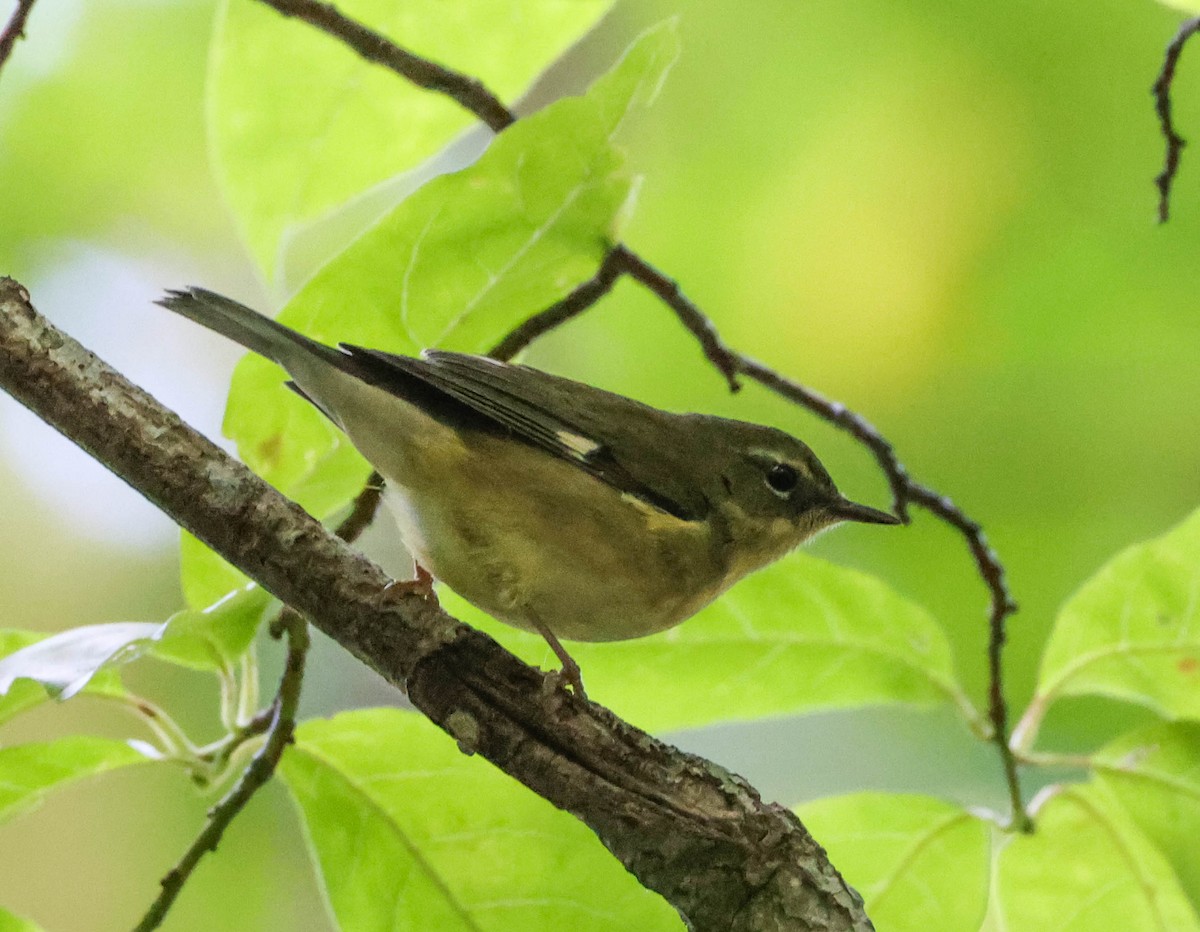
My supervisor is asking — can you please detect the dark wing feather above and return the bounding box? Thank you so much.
[338,347,709,521]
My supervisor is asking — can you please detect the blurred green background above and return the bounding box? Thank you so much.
[2,0,1198,928]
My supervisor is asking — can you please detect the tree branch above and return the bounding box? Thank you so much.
[0,0,38,76]
[133,611,310,932]
[1153,16,1200,222]
[255,0,514,132]
[0,277,873,929]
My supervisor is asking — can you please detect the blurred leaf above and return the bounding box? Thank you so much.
[441,551,976,733]
[0,592,268,704]
[180,531,251,609]
[0,905,45,932]
[0,630,118,725]
[984,785,1200,931]
[0,1,220,261]
[1035,507,1200,721]
[0,737,149,824]
[796,793,990,932]
[224,365,371,519]
[280,708,679,931]
[211,0,612,278]
[0,623,160,701]
[0,632,45,726]
[223,22,677,516]
[1095,721,1200,905]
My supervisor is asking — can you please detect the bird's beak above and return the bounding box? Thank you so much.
[828,497,902,525]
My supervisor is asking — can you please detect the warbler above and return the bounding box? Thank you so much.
[159,288,899,696]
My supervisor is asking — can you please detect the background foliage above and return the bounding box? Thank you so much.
[1,0,1199,929]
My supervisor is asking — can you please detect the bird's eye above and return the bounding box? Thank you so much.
[765,462,798,496]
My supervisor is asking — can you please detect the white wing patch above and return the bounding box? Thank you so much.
[555,429,602,460]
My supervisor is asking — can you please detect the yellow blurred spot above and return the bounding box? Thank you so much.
[736,49,1031,403]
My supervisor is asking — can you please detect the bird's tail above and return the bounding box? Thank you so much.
[156,287,344,369]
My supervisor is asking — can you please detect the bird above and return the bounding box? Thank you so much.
[158,287,900,697]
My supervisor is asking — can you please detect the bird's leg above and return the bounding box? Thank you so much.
[530,617,587,701]
[381,560,440,606]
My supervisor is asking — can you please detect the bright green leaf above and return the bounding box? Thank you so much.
[0,592,268,705]
[1095,721,1200,905]
[0,623,161,701]
[151,585,273,670]
[281,709,679,931]
[1035,507,1200,721]
[211,0,612,278]
[0,904,45,932]
[440,550,976,733]
[796,793,990,932]
[180,531,251,609]
[0,737,149,824]
[223,23,678,515]
[986,785,1200,931]
[0,631,45,725]
[0,630,127,725]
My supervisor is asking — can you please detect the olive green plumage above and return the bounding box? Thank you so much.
[158,287,897,684]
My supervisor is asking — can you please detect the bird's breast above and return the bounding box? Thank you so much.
[380,439,726,643]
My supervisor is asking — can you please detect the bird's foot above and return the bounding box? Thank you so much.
[532,620,588,702]
[542,662,588,703]
[380,563,439,607]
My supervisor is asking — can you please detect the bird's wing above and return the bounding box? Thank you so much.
[339,347,709,521]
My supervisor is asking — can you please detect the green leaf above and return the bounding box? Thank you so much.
[151,585,273,670]
[281,709,679,931]
[985,784,1200,931]
[1035,507,1200,721]
[224,366,372,518]
[223,22,678,514]
[180,531,251,609]
[1095,722,1200,906]
[0,593,269,706]
[0,630,119,725]
[442,550,975,733]
[0,623,161,701]
[211,0,613,279]
[0,905,45,932]
[0,737,149,824]
[796,793,990,932]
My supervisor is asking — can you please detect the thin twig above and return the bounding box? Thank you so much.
[0,0,37,76]
[133,610,310,932]
[487,250,1025,824]
[614,246,743,391]
[333,469,385,542]
[248,0,1027,828]
[255,0,514,132]
[630,290,1027,829]
[1153,16,1200,222]
[488,249,626,360]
